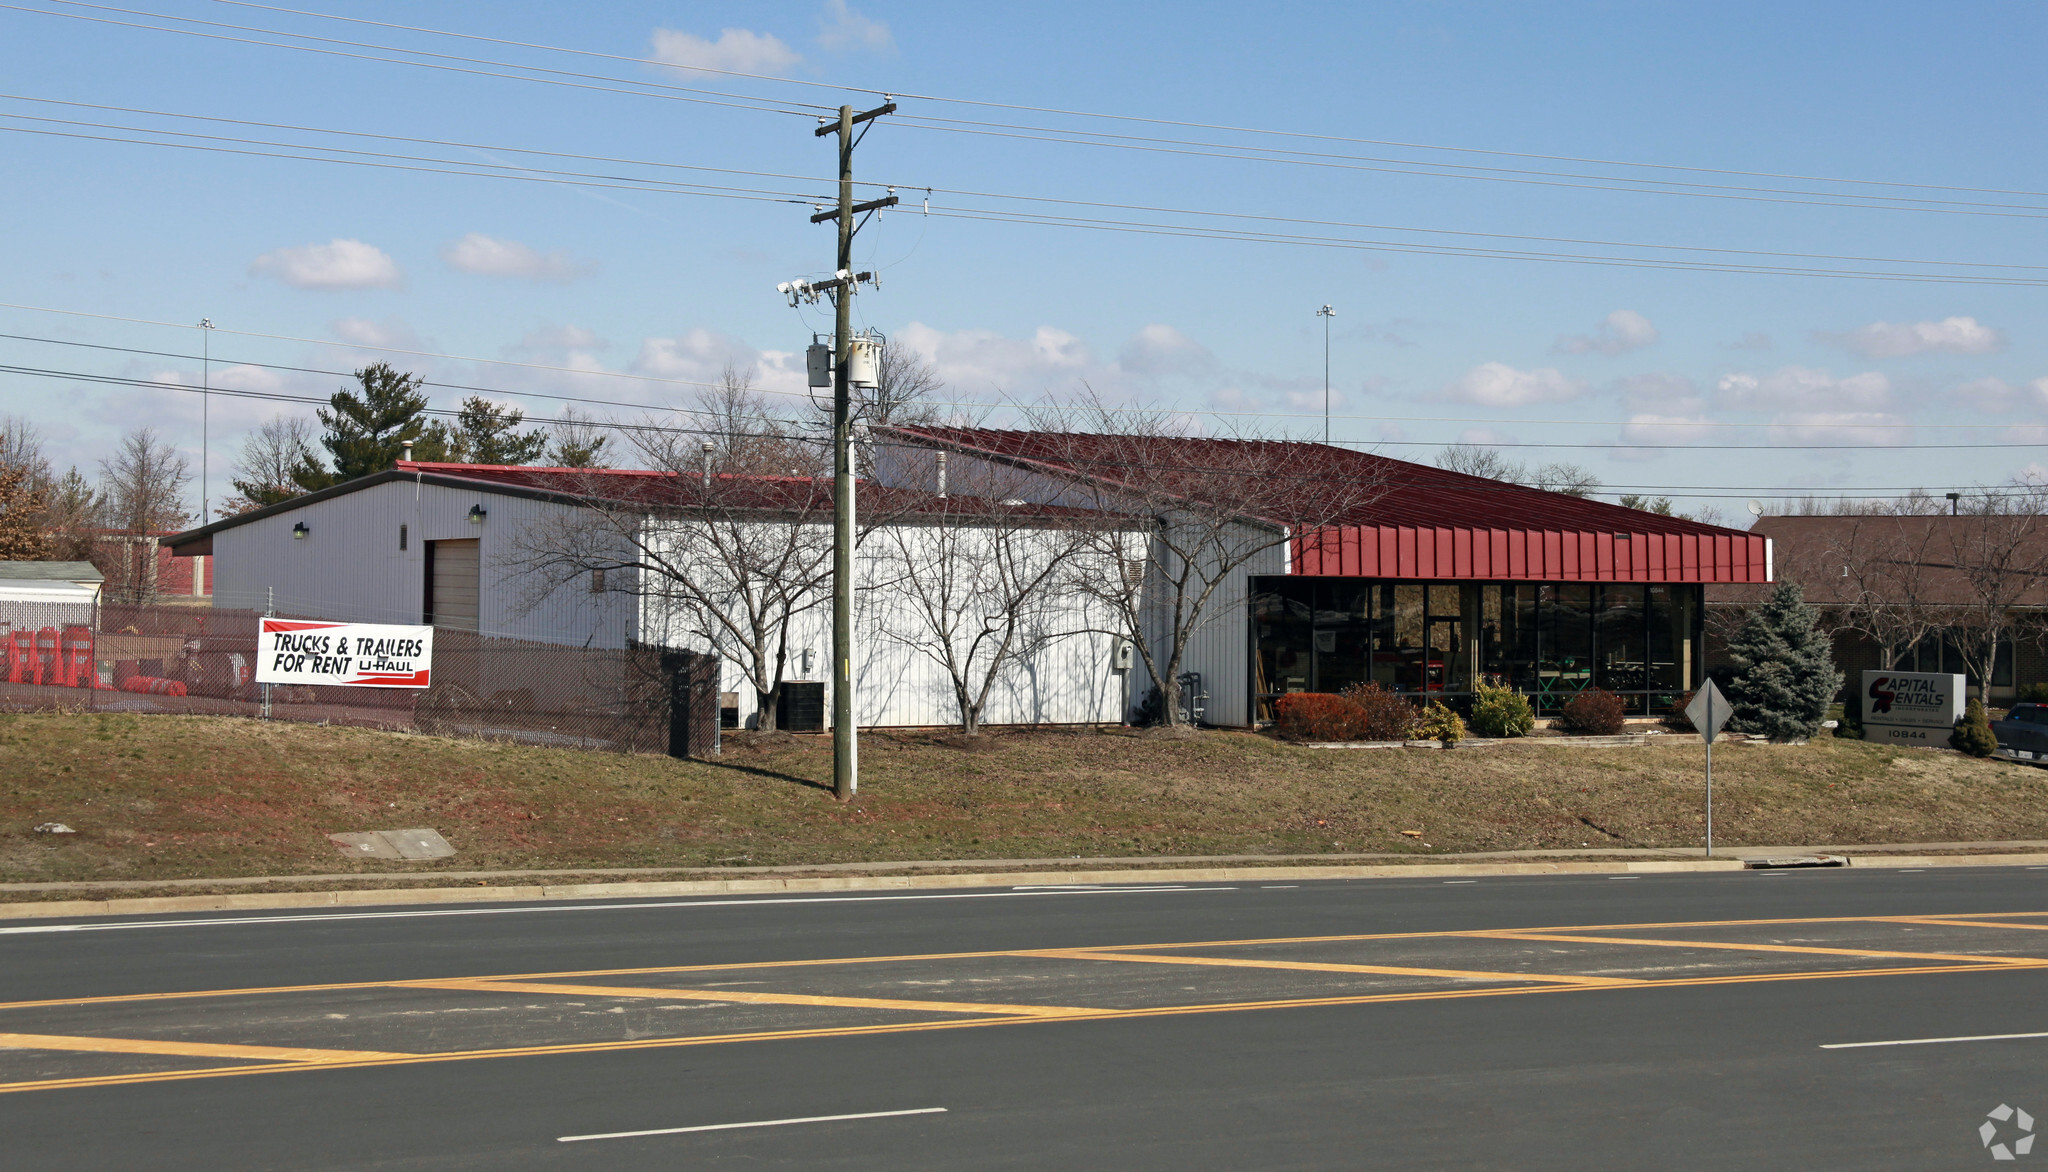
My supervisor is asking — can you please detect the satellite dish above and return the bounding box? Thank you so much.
[1746,499,1765,517]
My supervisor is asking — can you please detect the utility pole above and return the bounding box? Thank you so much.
[808,101,896,801]
[199,318,214,520]
[1316,305,1335,444]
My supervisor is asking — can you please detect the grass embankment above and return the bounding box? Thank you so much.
[3,713,2047,890]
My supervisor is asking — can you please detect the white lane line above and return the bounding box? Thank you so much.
[0,886,1234,936]
[1898,869,1926,873]
[559,1106,947,1142]
[1261,885,1299,889]
[1823,1031,2048,1050]
[1607,876,1641,881]
[1443,880,1478,885]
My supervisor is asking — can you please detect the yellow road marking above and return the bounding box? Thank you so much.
[1024,949,1640,986]
[1875,917,2048,932]
[401,979,1096,1017]
[4,958,2045,1097]
[6,911,2046,1013]
[0,1032,408,1063]
[1461,930,2048,965]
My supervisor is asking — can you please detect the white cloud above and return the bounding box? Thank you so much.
[1722,331,1773,352]
[1825,315,2004,358]
[1456,427,1516,447]
[1620,413,1712,447]
[331,316,421,351]
[1770,412,1912,448]
[250,238,402,290]
[1716,365,1891,412]
[650,26,801,73]
[1441,362,1583,407]
[894,322,1097,393]
[817,0,893,52]
[1554,309,1659,355]
[1615,372,1701,413]
[440,233,594,284]
[1118,323,1213,377]
[1948,377,2025,412]
[513,324,607,352]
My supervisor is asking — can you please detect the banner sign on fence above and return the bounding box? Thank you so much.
[1861,669,1965,745]
[256,618,434,689]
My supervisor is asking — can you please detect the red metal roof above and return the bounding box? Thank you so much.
[393,462,1116,521]
[883,427,1770,584]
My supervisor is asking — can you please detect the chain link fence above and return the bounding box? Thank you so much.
[0,598,720,757]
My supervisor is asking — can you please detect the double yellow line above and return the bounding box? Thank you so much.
[2,910,2042,1096]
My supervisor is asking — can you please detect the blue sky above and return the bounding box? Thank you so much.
[3,0,2046,520]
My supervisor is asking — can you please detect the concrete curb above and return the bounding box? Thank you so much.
[7,851,2048,921]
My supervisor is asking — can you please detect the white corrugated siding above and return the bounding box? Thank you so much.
[209,479,635,647]
[638,518,1145,729]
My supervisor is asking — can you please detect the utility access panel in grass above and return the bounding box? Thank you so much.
[777,682,825,732]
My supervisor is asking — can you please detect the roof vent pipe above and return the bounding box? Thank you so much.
[936,451,947,499]
[401,439,413,463]
[700,441,714,489]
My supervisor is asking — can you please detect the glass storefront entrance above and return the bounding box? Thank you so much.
[1251,577,1701,719]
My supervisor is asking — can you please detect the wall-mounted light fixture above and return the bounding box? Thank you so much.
[468,504,487,524]
[292,521,309,540]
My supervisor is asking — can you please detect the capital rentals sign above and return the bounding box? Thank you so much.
[256,618,433,689]
[1862,669,1965,745]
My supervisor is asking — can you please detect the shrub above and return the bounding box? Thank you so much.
[1417,700,1466,745]
[1663,690,1696,732]
[1725,581,1842,742]
[2016,682,2048,705]
[1950,697,1998,758]
[1836,681,1863,740]
[1556,688,1627,736]
[1469,678,1535,738]
[1340,682,1421,741]
[1274,692,1365,741]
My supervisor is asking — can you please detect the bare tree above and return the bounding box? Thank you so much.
[1022,394,1382,727]
[1933,485,2048,702]
[689,364,819,479]
[222,416,319,515]
[872,461,1101,735]
[546,407,611,469]
[1436,444,1524,482]
[506,421,840,732]
[96,428,191,602]
[1437,444,1599,498]
[1817,515,1946,669]
[865,344,942,427]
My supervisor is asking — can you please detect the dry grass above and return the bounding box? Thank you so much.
[3,713,2047,886]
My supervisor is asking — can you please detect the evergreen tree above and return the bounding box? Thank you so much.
[448,396,547,465]
[1726,581,1843,741]
[1950,698,1998,757]
[299,363,433,489]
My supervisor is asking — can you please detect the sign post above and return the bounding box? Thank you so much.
[1685,679,1733,857]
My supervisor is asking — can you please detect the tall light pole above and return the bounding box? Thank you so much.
[1316,305,1335,443]
[199,318,214,521]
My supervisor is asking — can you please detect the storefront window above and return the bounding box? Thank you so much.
[1595,585,1646,712]
[1249,577,1707,719]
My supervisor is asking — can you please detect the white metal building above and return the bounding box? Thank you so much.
[166,462,1146,730]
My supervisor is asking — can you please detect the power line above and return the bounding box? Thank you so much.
[4,312,2036,435]
[10,92,2041,285]
[16,1,2045,223]
[203,0,2048,205]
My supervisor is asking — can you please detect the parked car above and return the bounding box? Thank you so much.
[1990,703,2048,764]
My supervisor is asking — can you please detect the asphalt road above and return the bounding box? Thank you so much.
[5,865,2048,1169]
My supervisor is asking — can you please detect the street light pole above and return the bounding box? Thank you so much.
[199,318,214,520]
[1316,305,1335,443]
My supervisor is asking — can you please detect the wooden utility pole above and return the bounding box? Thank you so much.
[811,101,896,800]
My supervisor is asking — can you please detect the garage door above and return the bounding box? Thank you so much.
[428,539,480,632]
